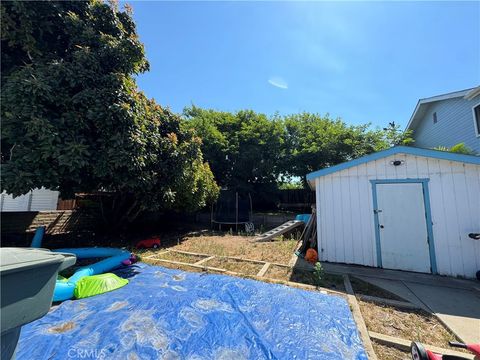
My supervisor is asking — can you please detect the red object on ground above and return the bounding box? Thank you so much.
[304,248,318,264]
[466,344,480,356]
[136,237,161,249]
[411,341,480,360]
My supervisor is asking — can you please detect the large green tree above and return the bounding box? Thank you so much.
[184,106,285,192]
[1,1,218,224]
[282,113,389,181]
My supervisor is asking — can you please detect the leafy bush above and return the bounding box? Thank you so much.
[434,142,476,155]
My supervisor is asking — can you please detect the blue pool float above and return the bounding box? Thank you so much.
[31,227,131,301]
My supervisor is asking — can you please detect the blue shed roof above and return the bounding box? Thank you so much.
[306,146,480,186]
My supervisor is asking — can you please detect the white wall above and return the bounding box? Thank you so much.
[315,153,480,278]
[0,188,59,212]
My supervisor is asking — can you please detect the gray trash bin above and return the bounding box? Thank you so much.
[0,248,76,360]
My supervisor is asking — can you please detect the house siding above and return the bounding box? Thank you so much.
[412,96,480,154]
[315,153,480,278]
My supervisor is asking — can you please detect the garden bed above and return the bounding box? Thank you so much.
[265,264,345,291]
[359,300,461,350]
[147,233,298,264]
[202,257,264,276]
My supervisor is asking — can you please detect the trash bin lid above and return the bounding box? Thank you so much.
[0,248,65,274]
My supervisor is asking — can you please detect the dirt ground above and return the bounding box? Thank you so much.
[359,300,460,350]
[373,342,410,360]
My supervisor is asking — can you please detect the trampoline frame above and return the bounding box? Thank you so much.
[211,191,253,232]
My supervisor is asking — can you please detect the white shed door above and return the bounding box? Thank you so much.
[376,183,431,273]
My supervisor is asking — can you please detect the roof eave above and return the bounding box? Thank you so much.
[406,100,423,130]
[406,88,475,131]
[306,146,480,182]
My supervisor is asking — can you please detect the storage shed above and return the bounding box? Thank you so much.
[306,146,480,278]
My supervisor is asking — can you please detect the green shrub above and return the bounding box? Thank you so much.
[434,142,476,155]
[313,261,324,286]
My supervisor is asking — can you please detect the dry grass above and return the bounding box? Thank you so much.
[373,341,410,360]
[265,264,345,291]
[203,257,263,276]
[359,300,459,349]
[350,277,405,301]
[149,251,205,263]
[144,233,298,264]
[265,264,293,280]
[147,259,220,274]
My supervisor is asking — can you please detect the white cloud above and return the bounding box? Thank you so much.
[268,76,288,89]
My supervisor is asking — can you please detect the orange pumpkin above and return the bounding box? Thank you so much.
[305,248,318,264]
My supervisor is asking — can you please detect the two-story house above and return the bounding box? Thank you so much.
[406,86,480,154]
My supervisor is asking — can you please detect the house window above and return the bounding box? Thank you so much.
[433,112,437,124]
[474,104,480,136]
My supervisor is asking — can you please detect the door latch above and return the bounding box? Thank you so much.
[373,209,383,214]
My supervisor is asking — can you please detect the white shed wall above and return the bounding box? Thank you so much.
[0,188,59,212]
[315,153,480,278]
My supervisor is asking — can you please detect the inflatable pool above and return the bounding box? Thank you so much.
[31,227,131,301]
[52,247,131,301]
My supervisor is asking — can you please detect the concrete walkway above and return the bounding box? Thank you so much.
[323,263,480,343]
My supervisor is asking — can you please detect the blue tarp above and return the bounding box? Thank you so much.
[16,263,367,359]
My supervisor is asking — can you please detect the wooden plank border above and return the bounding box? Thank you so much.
[166,249,211,257]
[343,274,378,360]
[142,250,170,259]
[148,258,226,272]
[256,262,271,277]
[165,249,292,268]
[145,257,344,296]
[194,255,216,266]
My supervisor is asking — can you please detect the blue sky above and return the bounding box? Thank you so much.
[130,1,479,128]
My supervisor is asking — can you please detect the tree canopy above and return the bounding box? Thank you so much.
[184,107,405,190]
[184,106,285,191]
[281,113,389,180]
[1,1,218,224]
